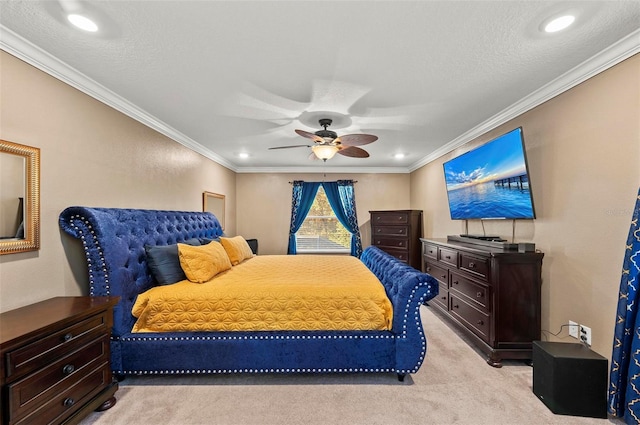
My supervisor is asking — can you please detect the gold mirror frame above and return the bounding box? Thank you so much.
[202,191,225,230]
[0,140,40,255]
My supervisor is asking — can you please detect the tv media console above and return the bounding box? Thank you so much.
[421,238,543,367]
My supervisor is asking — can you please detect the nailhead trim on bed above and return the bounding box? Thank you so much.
[116,367,395,375]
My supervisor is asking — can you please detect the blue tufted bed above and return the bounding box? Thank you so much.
[59,206,438,380]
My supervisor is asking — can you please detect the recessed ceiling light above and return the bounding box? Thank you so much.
[544,15,575,33]
[238,152,249,159]
[394,153,405,159]
[67,13,98,32]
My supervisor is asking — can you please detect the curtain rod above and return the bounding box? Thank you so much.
[288,180,358,184]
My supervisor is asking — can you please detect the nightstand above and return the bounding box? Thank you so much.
[0,296,119,425]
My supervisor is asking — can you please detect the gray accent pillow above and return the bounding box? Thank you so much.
[145,238,200,285]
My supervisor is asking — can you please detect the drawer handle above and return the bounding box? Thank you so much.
[453,304,459,309]
[468,262,476,268]
[453,280,459,285]
[376,217,380,220]
[62,333,73,342]
[441,296,447,300]
[63,364,75,375]
[376,229,381,233]
[426,266,431,272]
[477,320,484,326]
[445,255,451,259]
[441,274,446,280]
[477,291,484,298]
[63,398,75,407]
[398,242,403,246]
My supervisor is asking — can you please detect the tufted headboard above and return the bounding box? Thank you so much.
[59,207,224,336]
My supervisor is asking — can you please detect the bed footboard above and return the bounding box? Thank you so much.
[361,246,439,374]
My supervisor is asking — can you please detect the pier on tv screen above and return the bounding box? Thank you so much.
[443,127,536,220]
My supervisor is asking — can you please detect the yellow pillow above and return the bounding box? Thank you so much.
[178,241,232,283]
[220,236,254,266]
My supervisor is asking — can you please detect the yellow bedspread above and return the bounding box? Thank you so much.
[132,255,393,332]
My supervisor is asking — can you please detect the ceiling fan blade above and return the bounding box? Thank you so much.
[268,144,311,150]
[338,146,370,158]
[334,134,378,147]
[295,129,324,143]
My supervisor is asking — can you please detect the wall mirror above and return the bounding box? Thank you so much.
[203,191,225,230]
[0,140,40,255]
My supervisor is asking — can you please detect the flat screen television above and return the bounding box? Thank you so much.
[443,127,536,220]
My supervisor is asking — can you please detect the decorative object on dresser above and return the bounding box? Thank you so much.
[421,238,543,367]
[370,210,423,270]
[0,296,119,425]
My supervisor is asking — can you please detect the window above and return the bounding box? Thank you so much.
[296,186,351,254]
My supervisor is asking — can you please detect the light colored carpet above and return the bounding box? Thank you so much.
[80,306,620,425]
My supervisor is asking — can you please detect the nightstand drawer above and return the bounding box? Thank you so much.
[8,335,109,422]
[6,313,109,380]
[12,363,111,425]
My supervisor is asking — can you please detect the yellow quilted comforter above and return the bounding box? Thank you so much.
[132,255,393,332]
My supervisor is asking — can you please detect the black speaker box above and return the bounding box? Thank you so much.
[532,341,607,418]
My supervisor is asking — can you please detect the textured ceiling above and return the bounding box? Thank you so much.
[1,1,639,172]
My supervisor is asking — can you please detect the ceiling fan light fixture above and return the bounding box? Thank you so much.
[312,145,339,160]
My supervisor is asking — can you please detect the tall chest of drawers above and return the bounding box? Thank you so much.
[0,297,119,425]
[370,210,423,270]
[421,238,543,367]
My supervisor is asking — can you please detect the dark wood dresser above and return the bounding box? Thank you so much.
[421,238,543,367]
[0,297,119,425]
[370,210,423,270]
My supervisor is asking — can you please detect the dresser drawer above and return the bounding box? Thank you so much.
[6,313,109,380]
[450,272,490,312]
[459,253,490,280]
[372,236,409,249]
[450,295,490,343]
[372,226,408,237]
[425,262,448,284]
[431,282,449,311]
[12,363,111,425]
[8,335,109,422]
[438,247,458,268]
[423,243,437,259]
[371,212,409,225]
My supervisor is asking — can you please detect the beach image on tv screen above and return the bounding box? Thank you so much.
[443,128,535,219]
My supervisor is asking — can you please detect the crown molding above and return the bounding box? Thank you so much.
[0,25,239,172]
[235,166,410,174]
[408,28,640,172]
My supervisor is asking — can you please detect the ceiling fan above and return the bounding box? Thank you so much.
[268,119,378,161]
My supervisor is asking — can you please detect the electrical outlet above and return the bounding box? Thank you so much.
[569,320,579,338]
[579,324,592,346]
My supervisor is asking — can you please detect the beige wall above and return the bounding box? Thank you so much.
[0,52,236,312]
[410,54,640,357]
[236,173,411,255]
